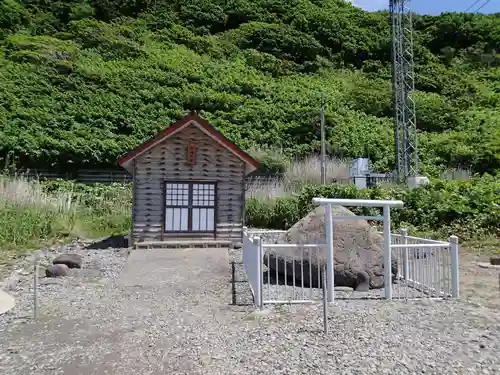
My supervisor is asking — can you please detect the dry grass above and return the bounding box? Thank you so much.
[246,156,350,200]
[245,177,292,200]
[285,155,350,184]
[0,175,131,262]
[0,175,77,213]
[244,150,474,201]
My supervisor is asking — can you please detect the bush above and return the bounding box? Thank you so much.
[2,2,500,176]
[244,175,500,240]
[246,145,290,174]
[0,175,78,254]
[40,180,132,236]
[0,176,132,258]
[245,197,301,229]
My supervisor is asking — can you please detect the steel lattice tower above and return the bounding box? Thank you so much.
[390,0,419,183]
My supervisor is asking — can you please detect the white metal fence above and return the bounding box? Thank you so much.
[388,229,459,299]
[242,232,262,307]
[261,243,326,304]
[242,198,460,307]
[243,230,323,305]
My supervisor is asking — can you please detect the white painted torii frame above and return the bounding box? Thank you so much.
[312,198,405,301]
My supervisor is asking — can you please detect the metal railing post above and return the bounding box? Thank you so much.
[322,265,328,335]
[450,235,460,298]
[253,237,263,309]
[324,204,335,302]
[383,205,392,300]
[401,228,409,281]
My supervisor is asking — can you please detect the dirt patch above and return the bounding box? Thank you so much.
[460,251,500,309]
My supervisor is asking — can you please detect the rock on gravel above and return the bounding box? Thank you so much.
[52,253,83,269]
[45,264,69,277]
[0,240,128,329]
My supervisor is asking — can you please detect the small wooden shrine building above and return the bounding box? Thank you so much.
[118,112,259,246]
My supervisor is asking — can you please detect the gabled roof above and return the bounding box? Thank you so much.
[118,112,259,175]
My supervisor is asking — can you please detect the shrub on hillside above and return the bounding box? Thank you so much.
[244,175,500,240]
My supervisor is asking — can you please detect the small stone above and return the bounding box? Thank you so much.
[37,266,47,278]
[53,254,83,269]
[334,286,354,292]
[46,264,69,277]
[251,309,272,316]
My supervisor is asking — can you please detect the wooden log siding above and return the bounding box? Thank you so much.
[132,124,246,243]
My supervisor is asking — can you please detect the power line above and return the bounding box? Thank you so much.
[465,0,483,12]
[473,0,492,13]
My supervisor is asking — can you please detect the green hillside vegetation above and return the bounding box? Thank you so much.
[0,0,499,176]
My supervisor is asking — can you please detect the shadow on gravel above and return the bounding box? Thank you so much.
[230,261,254,306]
[86,235,129,250]
[263,269,390,301]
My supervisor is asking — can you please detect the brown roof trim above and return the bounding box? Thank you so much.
[118,112,260,171]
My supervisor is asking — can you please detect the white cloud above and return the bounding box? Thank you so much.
[348,0,388,12]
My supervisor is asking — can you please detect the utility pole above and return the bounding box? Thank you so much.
[320,92,327,184]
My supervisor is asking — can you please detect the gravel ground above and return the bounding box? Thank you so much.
[0,236,499,375]
[231,247,500,374]
[0,241,128,327]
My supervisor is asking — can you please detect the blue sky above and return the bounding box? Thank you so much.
[349,0,499,15]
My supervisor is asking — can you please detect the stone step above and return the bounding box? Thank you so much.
[134,240,233,249]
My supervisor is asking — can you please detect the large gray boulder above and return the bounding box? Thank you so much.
[264,205,398,291]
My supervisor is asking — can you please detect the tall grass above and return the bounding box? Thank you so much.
[245,154,474,200]
[0,175,131,261]
[0,175,78,260]
[0,175,77,212]
[285,155,350,184]
[246,156,350,200]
